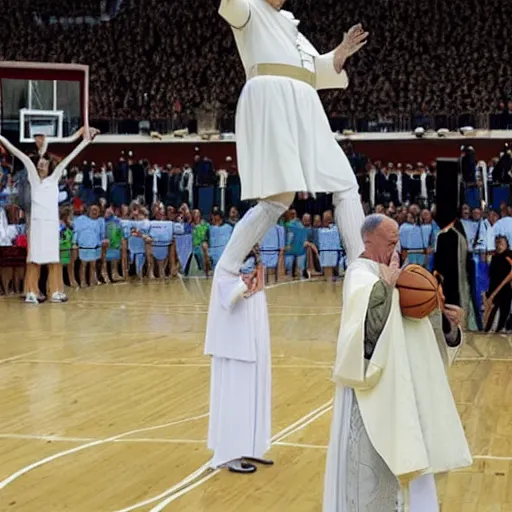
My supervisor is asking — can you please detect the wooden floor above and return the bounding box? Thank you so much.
[0,279,511,512]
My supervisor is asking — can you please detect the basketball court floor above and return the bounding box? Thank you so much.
[0,279,511,511]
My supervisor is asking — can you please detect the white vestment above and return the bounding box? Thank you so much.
[324,259,472,511]
[205,270,271,467]
[220,0,357,200]
[0,135,90,265]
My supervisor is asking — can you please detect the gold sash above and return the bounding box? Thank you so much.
[248,63,316,88]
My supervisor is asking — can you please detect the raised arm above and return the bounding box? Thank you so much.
[219,0,251,29]
[50,128,100,181]
[0,135,38,185]
[59,127,85,144]
[315,24,368,91]
[52,139,91,183]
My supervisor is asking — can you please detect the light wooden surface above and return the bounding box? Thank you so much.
[0,279,511,512]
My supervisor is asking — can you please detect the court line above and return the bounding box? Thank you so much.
[0,347,47,364]
[274,405,333,443]
[4,433,508,461]
[456,357,512,363]
[8,359,331,370]
[0,412,209,491]
[0,433,206,445]
[0,434,93,442]
[148,401,333,512]
[274,441,328,449]
[117,401,333,512]
[473,455,512,461]
[0,347,61,365]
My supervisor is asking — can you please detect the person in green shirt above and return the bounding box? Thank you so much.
[59,207,77,290]
[191,209,210,274]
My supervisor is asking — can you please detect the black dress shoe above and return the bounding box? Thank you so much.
[228,461,257,474]
[243,457,274,466]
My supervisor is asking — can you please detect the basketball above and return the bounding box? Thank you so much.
[396,264,441,319]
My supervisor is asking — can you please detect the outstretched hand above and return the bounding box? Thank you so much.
[85,127,101,141]
[334,23,369,73]
[243,264,264,298]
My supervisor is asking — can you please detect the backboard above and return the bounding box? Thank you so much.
[0,62,89,143]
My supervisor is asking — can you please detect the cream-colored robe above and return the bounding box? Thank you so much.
[333,258,472,482]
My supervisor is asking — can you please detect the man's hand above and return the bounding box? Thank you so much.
[243,265,264,298]
[334,23,369,73]
[380,264,401,287]
[86,127,101,141]
[443,304,464,328]
[389,251,400,272]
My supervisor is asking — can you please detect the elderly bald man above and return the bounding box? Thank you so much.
[323,214,471,512]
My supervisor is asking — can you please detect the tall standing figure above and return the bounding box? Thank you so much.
[0,128,99,304]
[205,0,368,473]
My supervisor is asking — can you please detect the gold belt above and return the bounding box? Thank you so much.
[248,63,316,88]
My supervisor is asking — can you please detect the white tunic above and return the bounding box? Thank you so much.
[0,136,91,264]
[206,269,271,467]
[220,0,358,200]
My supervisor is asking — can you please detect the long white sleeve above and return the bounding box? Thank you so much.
[314,51,349,90]
[219,0,251,29]
[59,127,84,144]
[0,135,38,186]
[51,139,91,183]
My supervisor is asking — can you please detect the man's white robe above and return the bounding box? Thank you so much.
[205,270,271,467]
[323,258,472,511]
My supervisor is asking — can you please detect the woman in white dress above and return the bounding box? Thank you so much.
[0,127,99,303]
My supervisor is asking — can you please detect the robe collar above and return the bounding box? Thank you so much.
[279,9,300,27]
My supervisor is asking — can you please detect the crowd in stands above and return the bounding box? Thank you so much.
[2,140,512,331]
[1,0,512,130]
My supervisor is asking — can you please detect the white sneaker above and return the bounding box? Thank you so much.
[25,292,39,304]
[50,292,68,303]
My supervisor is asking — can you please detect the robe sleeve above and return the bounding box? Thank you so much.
[364,280,394,359]
[314,51,349,91]
[219,0,251,29]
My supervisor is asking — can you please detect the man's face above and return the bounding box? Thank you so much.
[471,208,482,221]
[368,219,399,265]
[461,205,470,219]
[302,213,311,227]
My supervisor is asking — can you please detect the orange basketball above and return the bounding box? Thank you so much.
[396,264,441,319]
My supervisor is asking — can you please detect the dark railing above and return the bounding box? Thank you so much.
[3,112,508,140]
[87,112,510,136]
